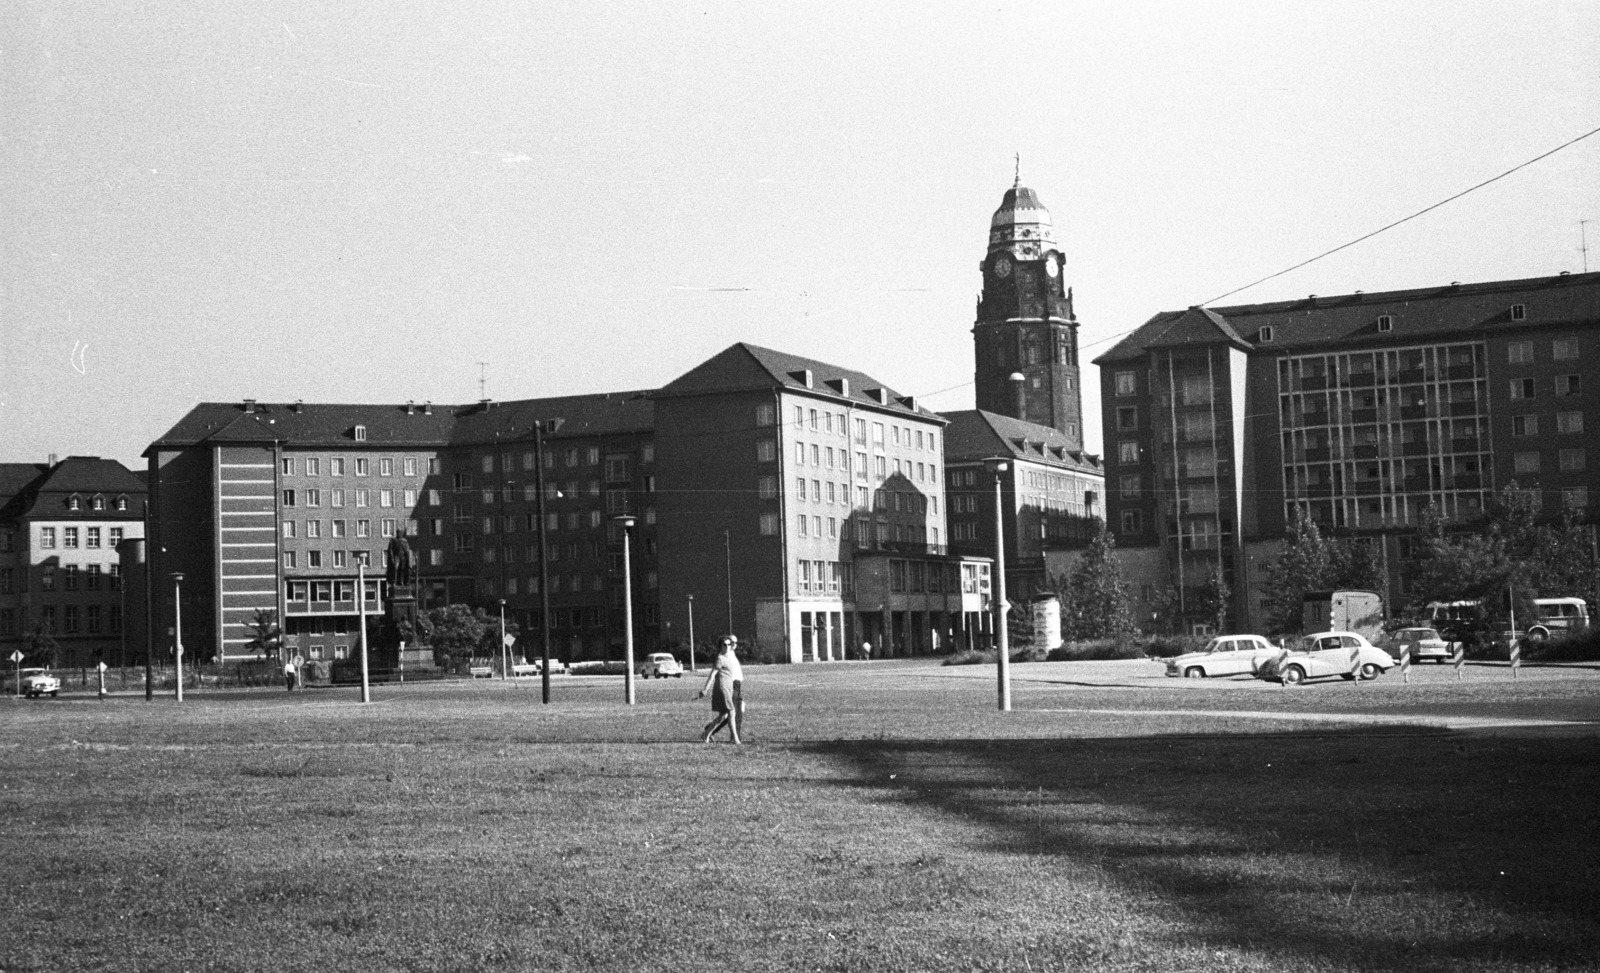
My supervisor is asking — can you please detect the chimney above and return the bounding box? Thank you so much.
[292,400,304,414]
[423,401,433,415]
[48,452,58,467]
[243,398,258,413]
[405,400,415,415]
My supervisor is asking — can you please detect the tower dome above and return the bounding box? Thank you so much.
[988,182,1058,259]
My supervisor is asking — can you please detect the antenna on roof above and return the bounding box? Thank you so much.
[1581,219,1591,274]
[477,362,488,402]
[1013,153,1021,189]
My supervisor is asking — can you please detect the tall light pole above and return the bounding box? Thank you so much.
[498,598,508,680]
[985,458,1012,712]
[724,529,733,634]
[533,418,562,704]
[358,561,371,704]
[686,593,696,672]
[616,515,637,705]
[170,572,185,703]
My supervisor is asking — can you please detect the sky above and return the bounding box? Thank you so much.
[4,1,1597,471]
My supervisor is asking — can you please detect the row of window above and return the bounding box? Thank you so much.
[0,604,122,636]
[9,563,124,593]
[1508,375,1582,399]
[755,405,941,456]
[796,559,852,595]
[63,494,132,512]
[283,550,373,570]
[1513,449,1588,474]
[283,519,407,541]
[282,488,418,509]
[35,526,127,550]
[1507,337,1581,363]
[282,456,429,478]
[1511,412,1585,436]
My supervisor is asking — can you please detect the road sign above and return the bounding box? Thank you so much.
[97,662,109,672]
[8,650,22,663]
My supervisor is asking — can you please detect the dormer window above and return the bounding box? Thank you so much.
[1257,326,1275,343]
[68,495,81,511]
[92,495,105,511]
[115,496,128,512]
[1377,315,1393,333]
[353,425,368,441]
[1510,304,1527,321]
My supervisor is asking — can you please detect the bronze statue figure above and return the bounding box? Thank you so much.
[385,535,416,588]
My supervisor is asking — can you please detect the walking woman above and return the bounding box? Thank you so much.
[696,635,744,744]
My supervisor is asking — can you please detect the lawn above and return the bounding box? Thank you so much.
[2,661,1597,972]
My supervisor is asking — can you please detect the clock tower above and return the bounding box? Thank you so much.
[972,177,1083,448]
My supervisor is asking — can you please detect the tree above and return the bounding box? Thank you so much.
[1055,523,1138,642]
[1193,563,1231,634]
[25,625,60,669]
[1528,498,1599,608]
[1262,505,1334,635]
[1402,488,1542,645]
[242,608,281,661]
[421,604,490,663]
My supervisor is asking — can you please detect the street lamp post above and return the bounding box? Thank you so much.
[616,515,637,705]
[686,594,696,672]
[985,459,1012,712]
[171,572,185,703]
[358,561,371,704]
[533,418,562,704]
[498,598,508,680]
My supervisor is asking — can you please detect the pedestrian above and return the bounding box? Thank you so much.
[283,656,296,691]
[696,635,744,744]
[860,640,872,661]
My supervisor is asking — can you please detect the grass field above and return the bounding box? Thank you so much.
[3,659,1598,972]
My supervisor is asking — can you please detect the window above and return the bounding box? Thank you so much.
[1119,474,1142,498]
[305,489,320,507]
[332,458,345,476]
[1553,338,1579,361]
[87,527,101,548]
[587,447,599,465]
[109,527,123,547]
[1512,415,1538,437]
[382,519,397,537]
[797,513,809,537]
[354,424,367,441]
[68,495,81,511]
[1257,326,1274,343]
[759,476,776,499]
[308,550,322,568]
[1377,315,1393,333]
[1559,449,1586,472]
[64,527,79,548]
[115,496,128,511]
[1508,341,1533,364]
[305,458,320,476]
[481,454,494,474]
[282,458,295,475]
[1115,371,1136,396]
[357,520,370,538]
[381,490,394,508]
[380,458,394,476]
[356,490,369,507]
[1510,303,1526,321]
[1557,411,1584,434]
[331,489,345,507]
[1510,378,1535,400]
[355,458,370,476]
[404,489,417,506]
[40,567,54,590]
[1120,510,1143,533]
[1513,452,1541,474]
[1562,487,1588,511]
[1116,407,1138,432]
[87,564,102,590]
[283,521,297,539]
[283,551,297,569]
[1117,441,1139,463]
[1557,375,1581,397]
[756,440,776,462]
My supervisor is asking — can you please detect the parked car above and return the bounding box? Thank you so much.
[1257,632,1397,686]
[513,658,568,676]
[1163,635,1280,679]
[639,653,684,679]
[1389,627,1452,664]
[10,668,62,698]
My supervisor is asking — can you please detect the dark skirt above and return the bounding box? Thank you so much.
[711,679,743,714]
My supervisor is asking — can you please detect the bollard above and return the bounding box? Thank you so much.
[1453,641,1465,680]
[1509,637,1521,680]
[1400,642,1411,684]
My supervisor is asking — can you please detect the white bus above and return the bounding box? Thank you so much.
[1528,597,1590,641]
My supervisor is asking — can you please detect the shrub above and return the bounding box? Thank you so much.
[1142,634,1210,659]
[942,649,998,667]
[1524,626,1600,662]
[1011,645,1049,663]
[1048,638,1147,661]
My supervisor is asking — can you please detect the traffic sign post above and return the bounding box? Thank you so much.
[9,649,23,698]
[97,661,108,700]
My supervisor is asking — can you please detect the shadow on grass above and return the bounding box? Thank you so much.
[804,730,1600,970]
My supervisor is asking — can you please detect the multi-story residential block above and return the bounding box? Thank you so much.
[942,410,1102,599]
[654,344,990,662]
[1096,271,1600,633]
[0,457,148,666]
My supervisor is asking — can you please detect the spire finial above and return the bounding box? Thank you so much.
[1013,153,1021,189]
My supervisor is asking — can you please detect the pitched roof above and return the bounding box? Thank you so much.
[940,410,1102,473]
[449,391,655,445]
[656,342,944,420]
[0,458,146,521]
[1095,271,1600,364]
[147,401,463,453]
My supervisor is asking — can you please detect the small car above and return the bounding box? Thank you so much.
[514,658,568,676]
[1389,627,1452,664]
[15,669,62,698]
[639,653,684,678]
[1163,635,1280,679]
[1258,631,1397,686]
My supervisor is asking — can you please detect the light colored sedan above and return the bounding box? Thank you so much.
[639,653,683,679]
[1164,635,1280,679]
[1390,627,1452,664]
[1260,631,1397,685]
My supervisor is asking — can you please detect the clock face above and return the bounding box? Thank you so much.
[1045,256,1060,278]
[993,255,1012,278]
